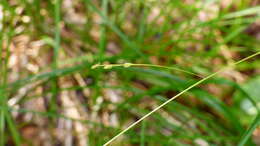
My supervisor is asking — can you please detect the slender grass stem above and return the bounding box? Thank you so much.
[98,0,108,60]
[140,121,146,146]
[92,63,203,78]
[0,2,6,145]
[54,0,61,68]
[0,110,4,146]
[50,0,61,115]
[102,51,260,146]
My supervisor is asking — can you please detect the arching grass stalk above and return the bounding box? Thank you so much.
[91,51,260,146]
[92,63,203,78]
[238,113,260,146]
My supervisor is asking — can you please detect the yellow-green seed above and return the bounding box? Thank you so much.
[123,63,132,68]
[104,65,113,69]
[91,63,101,69]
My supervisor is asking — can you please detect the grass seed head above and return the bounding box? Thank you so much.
[123,63,132,68]
[91,63,101,69]
[104,64,113,69]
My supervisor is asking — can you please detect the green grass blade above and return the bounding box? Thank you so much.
[0,109,5,146]
[49,0,61,115]
[5,112,21,146]
[238,113,260,146]
[140,121,146,146]
[193,89,243,133]
[223,6,260,19]
[98,0,108,60]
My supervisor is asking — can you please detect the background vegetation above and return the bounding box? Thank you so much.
[0,0,260,145]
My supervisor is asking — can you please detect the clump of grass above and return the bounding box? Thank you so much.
[1,0,260,145]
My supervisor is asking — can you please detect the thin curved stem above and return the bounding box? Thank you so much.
[92,63,203,78]
[103,51,260,146]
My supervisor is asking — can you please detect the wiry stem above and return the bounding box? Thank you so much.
[100,51,260,146]
[92,63,203,78]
